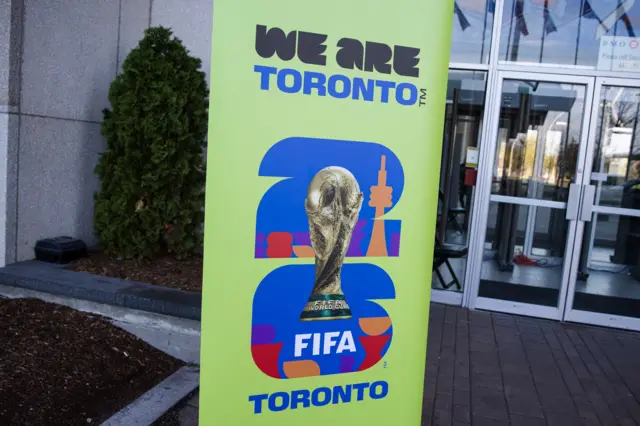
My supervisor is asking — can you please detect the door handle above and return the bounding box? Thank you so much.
[566,183,581,220]
[579,185,596,222]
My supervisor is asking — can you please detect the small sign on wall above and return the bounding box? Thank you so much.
[597,36,640,72]
[465,147,479,168]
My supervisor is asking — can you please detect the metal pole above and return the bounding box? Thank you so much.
[539,0,548,63]
[625,95,639,182]
[439,88,461,242]
[481,0,490,62]
[506,0,516,61]
[510,0,523,62]
[505,94,530,269]
[574,0,584,66]
[580,95,609,278]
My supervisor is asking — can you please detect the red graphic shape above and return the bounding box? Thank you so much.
[357,335,391,371]
[266,232,293,258]
[251,342,284,378]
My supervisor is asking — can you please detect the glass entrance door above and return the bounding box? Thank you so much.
[469,72,594,320]
[564,78,640,331]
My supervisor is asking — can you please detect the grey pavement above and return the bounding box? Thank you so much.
[102,366,199,426]
[423,304,640,426]
[179,303,640,425]
[178,395,198,426]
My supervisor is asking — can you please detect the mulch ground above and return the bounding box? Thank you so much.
[0,298,184,426]
[67,252,203,293]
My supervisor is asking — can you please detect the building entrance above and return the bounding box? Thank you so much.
[566,77,640,330]
[467,73,640,330]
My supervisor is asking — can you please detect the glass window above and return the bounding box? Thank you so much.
[490,80,587,202]
[433,70,488,293]
[499,0,640,68]
[479,203,567,307]
[573,212,640,319]
[591,85,640,208]
[450,0,496,63]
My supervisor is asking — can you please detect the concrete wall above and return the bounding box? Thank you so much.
[0,0,23,266]
[16,0,119,261]
[5,0,213,263]
[150,0,213,86]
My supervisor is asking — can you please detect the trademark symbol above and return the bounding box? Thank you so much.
[418,88,427,107]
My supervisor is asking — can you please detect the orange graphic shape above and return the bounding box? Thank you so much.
[283,360,321,378]
[292,245,315,258]
[359,317,392,336]
[366,220,388,257]
[368,187,393,213]
[367,155,391,257]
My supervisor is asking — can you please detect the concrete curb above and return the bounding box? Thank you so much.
[0,260,202,320]
[100,366,200,426]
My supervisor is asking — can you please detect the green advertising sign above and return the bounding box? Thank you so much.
[200,1,454,424]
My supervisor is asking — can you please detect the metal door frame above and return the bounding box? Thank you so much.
[563,77,640,331]
[462,70,596,320]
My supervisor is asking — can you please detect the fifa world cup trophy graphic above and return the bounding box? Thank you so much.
[300,166,363,321]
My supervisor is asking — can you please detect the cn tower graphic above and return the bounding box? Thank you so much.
[367,155,393,257]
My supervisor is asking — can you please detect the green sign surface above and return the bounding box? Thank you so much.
[200,1,454,424]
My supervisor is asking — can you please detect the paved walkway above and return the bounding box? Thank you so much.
[424,304,640,426]
[179,303,640,425]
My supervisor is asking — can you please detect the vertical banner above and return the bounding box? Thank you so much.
[200,1,454,424]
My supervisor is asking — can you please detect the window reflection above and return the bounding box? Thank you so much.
[480,203,566,307]
[451,0,496,63]
[491,80,586,202]
[575,212,640,319]
[433,70,488,293]
[440,71,488,246]
[500,0,640,68]
[592,86,640,208]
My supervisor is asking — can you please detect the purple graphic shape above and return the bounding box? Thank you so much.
[389,232,401,257]
[339,356,356,373]
[347,220,367,256]
[252,324,276,345]
[255,233,266,258]
[293,232,311,246]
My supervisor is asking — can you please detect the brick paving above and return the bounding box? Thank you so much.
[423,304,640,426]
[177,303,640,425]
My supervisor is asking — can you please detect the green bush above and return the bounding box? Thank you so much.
[94,27,208,258]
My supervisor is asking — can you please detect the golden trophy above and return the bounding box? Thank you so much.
[300,166,363,321]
